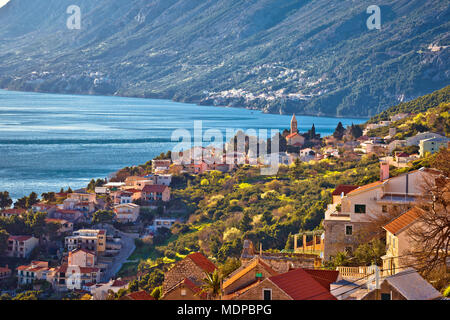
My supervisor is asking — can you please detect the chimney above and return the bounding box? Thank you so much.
[380,162,390,181]
[259,243,262,256]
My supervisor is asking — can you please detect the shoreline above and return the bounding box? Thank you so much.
[0,87,369,121]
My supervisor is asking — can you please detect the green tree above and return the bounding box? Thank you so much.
[333,122,345,139]
[151,286,162,300]
[0,191,12,209]
[0,229,10,254]
[92,210,115,224]
[200,269,221,300]
[238,211,252,232]
[26,192,39,208]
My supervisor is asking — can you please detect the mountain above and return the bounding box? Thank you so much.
[369,85,450,122]
[0,0,449,117]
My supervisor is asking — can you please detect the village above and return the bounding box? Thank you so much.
[0,100,449,300]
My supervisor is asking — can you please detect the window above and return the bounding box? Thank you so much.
[382,205,387,213]
[354,204,366,214]
[345,225,353,236]
[255,272,263,278]
[181,289,186,296]
[263,289,272,300]
[381,293,391,300]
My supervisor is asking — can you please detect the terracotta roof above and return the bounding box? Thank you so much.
[331,185,359,196]
[182,278,207,299]
[111,280,128,287]
[223,258,277,290]
[186,253,217,274]
[383,207,425,235]
[303,269,340,291]
[45,218,70,224]
[0,267,11,273]
[141,185,168,193]
[123,291,155,300]
[1,208,26,215]
[268,268,337,300]
[56,209,81,215]
[71,248,95,256]
[8,235,33,241]
[286,132,301,139]
[347,180,384,195]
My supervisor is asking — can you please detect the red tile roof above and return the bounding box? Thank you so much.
[269,268,337,300]
[142,185,168,193]
[383,207,425,235]
[331,185,359,196]
[124,291,155,300]
[183,278,207,299]
[187,253,217,274]
[347,180,384,195]
[8,235,33,241]
[1,208,26,215]
[303,269,340,291]
[286,132,301,139]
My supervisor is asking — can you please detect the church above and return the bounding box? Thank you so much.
[286,114,305,147]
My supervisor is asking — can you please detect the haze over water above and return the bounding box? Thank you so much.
[0,90,365,200]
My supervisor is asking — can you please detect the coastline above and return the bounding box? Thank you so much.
[0,87,369,121]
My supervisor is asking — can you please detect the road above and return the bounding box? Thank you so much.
[97,224,138,282]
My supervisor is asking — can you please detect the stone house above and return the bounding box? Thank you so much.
[162,252,217,295]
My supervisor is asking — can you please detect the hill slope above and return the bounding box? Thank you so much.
[0,0,449,117]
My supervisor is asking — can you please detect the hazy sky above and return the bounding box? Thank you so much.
[0,0,10,9]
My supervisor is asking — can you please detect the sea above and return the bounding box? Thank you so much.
[0,89,365,200]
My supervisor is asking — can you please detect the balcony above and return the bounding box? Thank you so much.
[324,204,350,221]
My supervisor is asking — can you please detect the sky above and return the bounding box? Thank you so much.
[0,0,10,9]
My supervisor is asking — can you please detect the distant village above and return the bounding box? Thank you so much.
[0,110,449,301]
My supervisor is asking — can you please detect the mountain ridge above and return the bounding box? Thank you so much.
[0,0,449,117]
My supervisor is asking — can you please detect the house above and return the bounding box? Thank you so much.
[68,248,97,268]
[223,258,278,296]
[390,113,409,122]
[0,208,27,218]
[0,266,12,280]
[323,163,440,261]
[406,132,445,146]
[17,261,50,285]
[65,229,106,254]
[224,268,338,300]
[141,185,170,203]
[124,176,154,189]
[161,277,207,300]
[156,174,172,186]
[162,253,217,295]
[50,209,84,223]
[91,279,128,300]
[45,218,73,234]
[152,159,172,173]
[419,137,449,157]
[114,203,140,223]
[363,268,442,300]
[185,162,209,174]
[381,207,425,276]
[331,185,359,205]
[149,218,178,233]
[6,235,39,258]
[52,264,101,291]
[387,140,407,154]
[31,202,56,214]
[120,290,155,300]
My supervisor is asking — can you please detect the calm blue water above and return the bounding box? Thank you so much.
[0,89,365,199]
